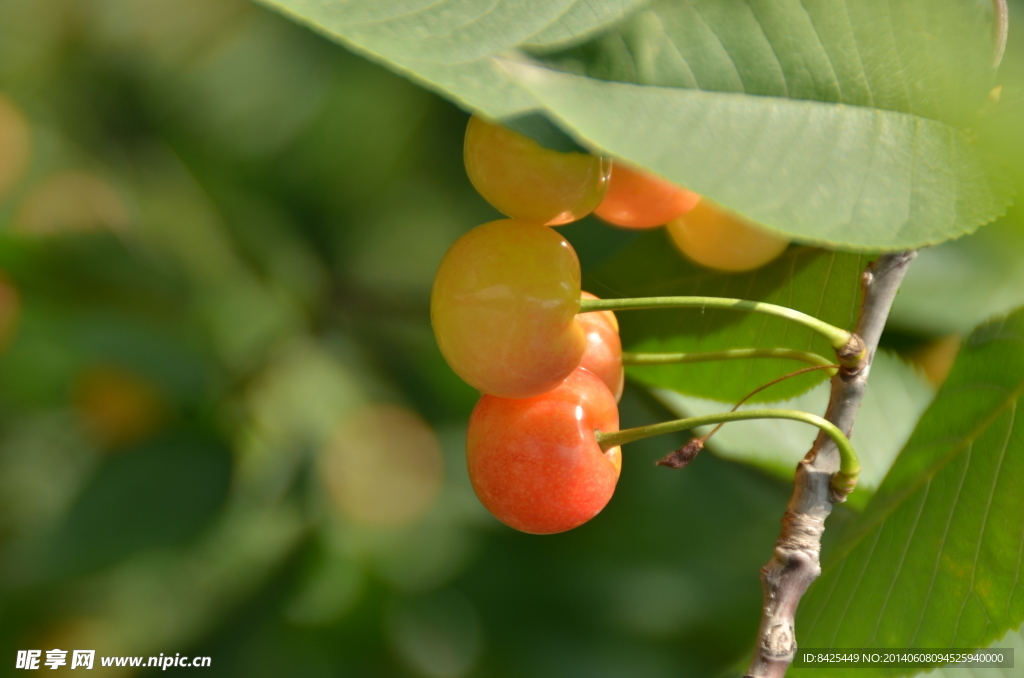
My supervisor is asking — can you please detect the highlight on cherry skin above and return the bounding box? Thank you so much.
[466,366,621,535]
[463,114,611,226]
[579,291,624,402]
[594,162,700,229]
[431,218,586,399]
[666,199,789,272]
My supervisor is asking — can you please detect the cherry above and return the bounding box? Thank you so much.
[666,199,789,272]
[463,115,611,226]
[431,218,586,398]
[466,367,621,534]
[594,163,700,229]
[579,292,624,402]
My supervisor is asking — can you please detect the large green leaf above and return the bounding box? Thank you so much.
[263,0,646,64]
[654,351,934,499]
[891,214,1024,335]
[537,0,991,129]
[796,306,1024,675]
[502,61,1009,250]
[584,231,866,402]
[258,0,1011,250]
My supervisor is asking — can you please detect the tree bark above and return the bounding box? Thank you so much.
[744,251,917,678]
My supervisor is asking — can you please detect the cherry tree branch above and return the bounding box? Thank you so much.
[743,251,917,678]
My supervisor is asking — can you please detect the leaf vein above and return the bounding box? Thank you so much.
[867,475,932,645]
[829,526,884,647]
[950,402,1016,643]
[909,441,974,646]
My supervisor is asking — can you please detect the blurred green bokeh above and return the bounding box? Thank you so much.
[0,1,1021,676]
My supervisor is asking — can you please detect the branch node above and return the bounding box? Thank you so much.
[778,510,825,555]
[836,333,867,372]
[830,470,859,503]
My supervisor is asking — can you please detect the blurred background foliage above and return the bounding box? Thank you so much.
[0,0,1021,676]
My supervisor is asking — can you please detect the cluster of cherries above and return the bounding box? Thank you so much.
[432,116,790,535]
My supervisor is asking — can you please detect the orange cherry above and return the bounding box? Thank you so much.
[595,163,700,229]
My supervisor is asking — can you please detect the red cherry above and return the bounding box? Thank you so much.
[466,367,621,534]
[579,292,624,402]
[594,163,700,229]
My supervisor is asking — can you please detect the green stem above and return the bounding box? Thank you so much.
[595,409,860,492]
[579,296,852,351]
[622,348,836,372]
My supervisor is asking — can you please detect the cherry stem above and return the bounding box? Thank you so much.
[578,296,857,360]
[700,364,839,443]
[622,348,836,372]
[595,409,859,496]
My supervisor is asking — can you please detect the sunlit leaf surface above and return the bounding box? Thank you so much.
[260,0,1011,249]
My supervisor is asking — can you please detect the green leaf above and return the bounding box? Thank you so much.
[653,351,934,499]
[502,61,1010,250]
[537,0,992,129]
[46,431,232,578]
[263,0,645,65]
[584,231,866,403]
[890,215,1024,335]
[797,307,1024,674]
[258,0,1012,250]
[928,622,1024,678]
[257,0,643,119]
